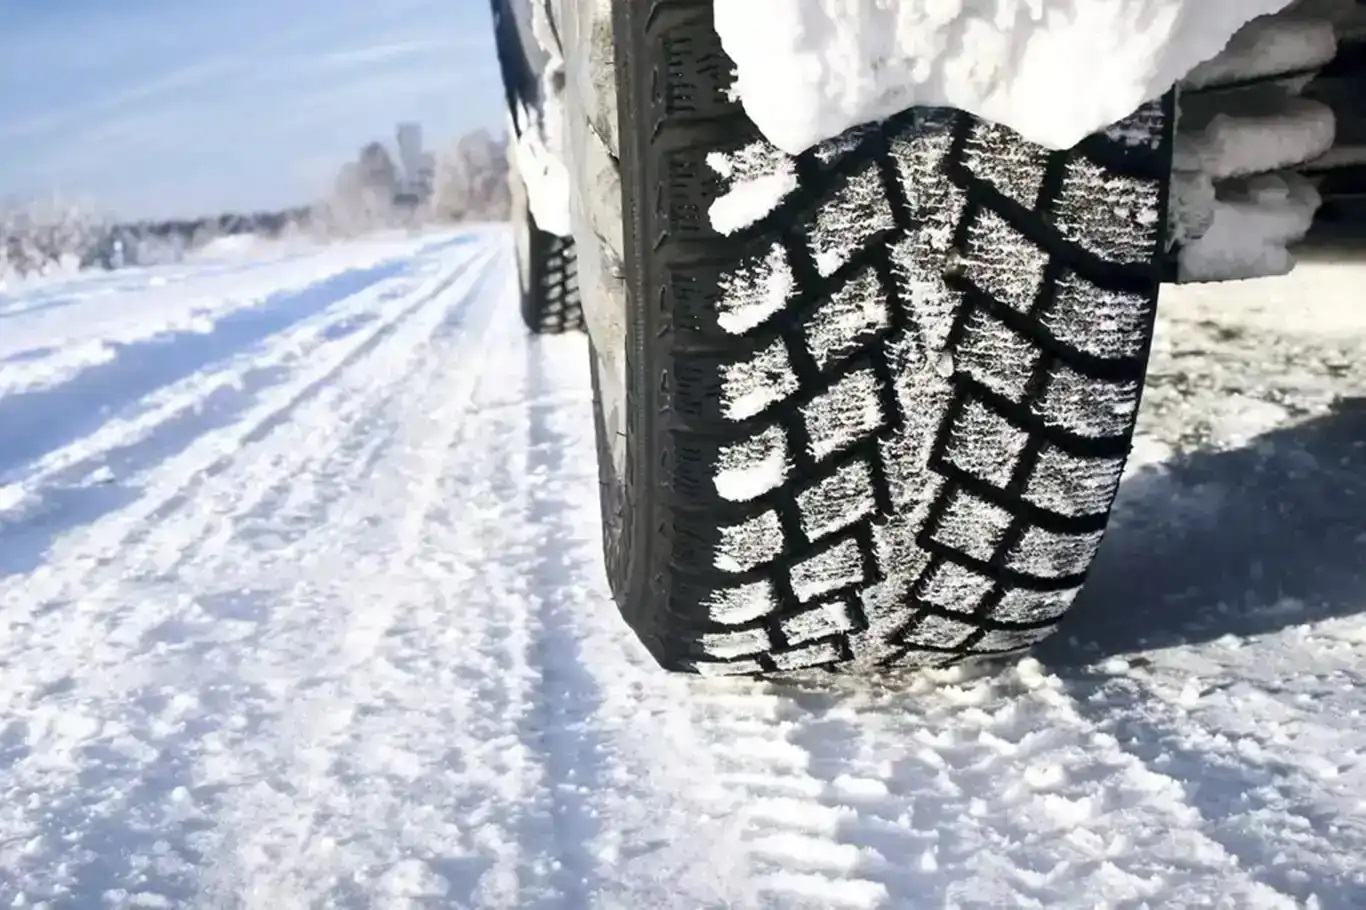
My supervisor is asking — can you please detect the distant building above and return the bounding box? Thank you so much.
[395,122,436,208]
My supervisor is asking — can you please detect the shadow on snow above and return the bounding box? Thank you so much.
[1044,394,1366,664]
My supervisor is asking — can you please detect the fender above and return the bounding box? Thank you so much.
[488,0,573,237]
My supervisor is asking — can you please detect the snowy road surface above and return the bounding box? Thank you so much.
[1,227,1364,909]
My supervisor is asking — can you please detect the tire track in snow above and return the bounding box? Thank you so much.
[0,245,331,323]
[146,246,503,579]
[0,256,414,472]
[503,334,764,910]
[2,242,496,686]
[687,687,889,910]
[577,646,1295,909]
[0,242,490,622]
[188,242,605,906]
[1060,644,1366,907]
[714,658,1299,909]
[517,333,612,909]
[179,254,749,908]
[0,245,501,907]
[0,236,475,518]
[186,247,520,907]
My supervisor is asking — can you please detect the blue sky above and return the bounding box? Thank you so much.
[0,0,504,220]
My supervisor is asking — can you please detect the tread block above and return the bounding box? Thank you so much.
[887,114,961,224]
[1037,363,1141,439]
[903,612,977,649]
[1043,271,1150,360]
[1023,445,1127,517]
[698,627,772,659]
[991,587,1076,625]
[1006,526,1106,579]
[804,268,891,370]
[890,232,965,354]
[973,626,1054,653]
[797,460,877,541]
[714,244,797,336]
[706,580,779,625]
[961,120,1051,208]
[773,638,844,671]
[714,510,785,573]
[1053,156,1163,264]
[714,426,790,502]
[962,209,1052,313]
[804,164,897,277]
[871,506,937,581]
[931,489,1014,564]
[880,368,951,505]
[918,561,996,615]
[955,309,1041,404]
[781,599,858,646]
[721,340,800,421]
[801,369,886,461]
[944,398,1030,488]
[790,537,866,603]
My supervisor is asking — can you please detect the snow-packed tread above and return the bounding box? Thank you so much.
[597,0,1172,674]
[518,219,584,335]
[501,42,583,338]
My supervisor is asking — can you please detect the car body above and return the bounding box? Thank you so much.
[490,0,1364,675]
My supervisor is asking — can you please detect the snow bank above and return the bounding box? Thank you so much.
[714,0,1299,153]
[1178,171,1321,281]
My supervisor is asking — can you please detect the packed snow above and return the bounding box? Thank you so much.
[2,226,1366,907]
[714,0,1306,154]
[706,4,1344,280]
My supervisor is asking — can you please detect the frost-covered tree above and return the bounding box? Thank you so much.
[432,129,511,222]
[0,195,109,282]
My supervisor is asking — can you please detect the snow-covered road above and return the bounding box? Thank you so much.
[1,227,1364,909]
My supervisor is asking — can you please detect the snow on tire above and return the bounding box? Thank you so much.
[579,0,1173,675]
[517,217,582,336]
[510,134,583,336]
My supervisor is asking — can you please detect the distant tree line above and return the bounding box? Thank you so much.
[1,126,512,283]
[317,126,510,235]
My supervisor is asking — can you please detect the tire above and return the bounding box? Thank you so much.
[565,0,1174,675]
[510,144,583,335]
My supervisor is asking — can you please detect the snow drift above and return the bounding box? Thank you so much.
[714,0,1300,153]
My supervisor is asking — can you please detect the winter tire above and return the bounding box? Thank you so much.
[563,0,1174,675]
[512,186,583,335]
[513,206,576,336]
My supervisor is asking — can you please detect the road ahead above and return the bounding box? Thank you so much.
[1,227,1363,908]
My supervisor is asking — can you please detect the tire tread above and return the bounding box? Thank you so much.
[600,0,1173,675]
